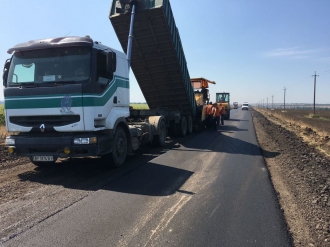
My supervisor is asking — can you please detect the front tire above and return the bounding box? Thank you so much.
[110,127,127,167]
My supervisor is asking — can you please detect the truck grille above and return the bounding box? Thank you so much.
[10,115,80,127]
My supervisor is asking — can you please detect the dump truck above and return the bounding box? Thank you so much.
[215,92,230,119]
[3,0,212,167]
[233,102,238,109]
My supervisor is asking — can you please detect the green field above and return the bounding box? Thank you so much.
[0,104,4,125]
[130,103,149,110]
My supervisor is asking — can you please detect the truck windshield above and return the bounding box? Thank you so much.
[216,93,229,103]
[7,47,91,87]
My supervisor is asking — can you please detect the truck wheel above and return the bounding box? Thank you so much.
[186,116,193,134]
[168,121,176,137]
[152,119,167,146]
[176,116,187,137]
[111,127,127,167]
[193,123,201,132]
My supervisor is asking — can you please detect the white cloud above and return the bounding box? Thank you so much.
[263,47,319,59]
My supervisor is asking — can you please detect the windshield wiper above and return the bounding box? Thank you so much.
[42,81,78,87]
[20,83,39,88]
[60,80,78,84]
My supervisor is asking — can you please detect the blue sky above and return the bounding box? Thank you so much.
[1,0,329,104]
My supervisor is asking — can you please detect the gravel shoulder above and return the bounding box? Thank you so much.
[251,108,330,247]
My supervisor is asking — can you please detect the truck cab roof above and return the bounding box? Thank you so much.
[7,36,126,58]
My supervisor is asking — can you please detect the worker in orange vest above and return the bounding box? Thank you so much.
[205,102,213,129]
[219,103,226,125]
[209,103,217,130]
[213,103,220,130]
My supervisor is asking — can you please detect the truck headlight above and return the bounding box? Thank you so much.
[64,147,71,154]
[73,137,97,145]
[5,138,15,146]
[8,146,15,154]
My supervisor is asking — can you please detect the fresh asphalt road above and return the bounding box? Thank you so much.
[4,109,293,247]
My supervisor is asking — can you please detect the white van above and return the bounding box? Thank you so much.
[242,102,249,110]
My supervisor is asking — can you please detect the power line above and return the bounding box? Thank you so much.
[283,87,287,111]
[312,71,319,115]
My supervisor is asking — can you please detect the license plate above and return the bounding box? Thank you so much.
[32,156,54,162]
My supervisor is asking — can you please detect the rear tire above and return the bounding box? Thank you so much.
[186,116,193,134]
[226,111,230,120]
[176,116,187,137]
[152,119,167,147]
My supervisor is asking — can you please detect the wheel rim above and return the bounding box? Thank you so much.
[181,116,187,136]
[115,136,126,157]
[187,116,193,134]
[159,121,166,143]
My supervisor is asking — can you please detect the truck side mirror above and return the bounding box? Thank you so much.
[3,59,11,87]
[107,52,116,73]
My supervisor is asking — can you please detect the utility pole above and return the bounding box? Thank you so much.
[272,95,274,109]
[312,71,319,115]
[283,87,286,111]
[267,97,268,109]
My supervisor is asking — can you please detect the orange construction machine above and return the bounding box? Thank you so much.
[215,92,231,120]
[191,77,216,105]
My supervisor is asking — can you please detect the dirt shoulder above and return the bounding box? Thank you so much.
[251,108,330,247]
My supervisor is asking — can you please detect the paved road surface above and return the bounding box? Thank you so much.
[4,109,293,247]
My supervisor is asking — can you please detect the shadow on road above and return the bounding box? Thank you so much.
[227,118,249,122]
[217,125,248,132]
[17,136,195,196]
[102,161,194,196]
[173,130,280,158]
[17,122,279,195]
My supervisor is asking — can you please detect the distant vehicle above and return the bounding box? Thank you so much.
[233,102,238,109]
[242,102,249,110]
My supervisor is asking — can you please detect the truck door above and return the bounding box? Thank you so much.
[82,50,121,131]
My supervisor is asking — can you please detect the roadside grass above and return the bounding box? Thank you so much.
[0,104,4,126]
[0,125,7,140]
[0,104,5,140]
[306,113,330,121]
[130,103,149,110]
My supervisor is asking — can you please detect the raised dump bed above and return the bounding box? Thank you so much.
[109,0,196,116]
